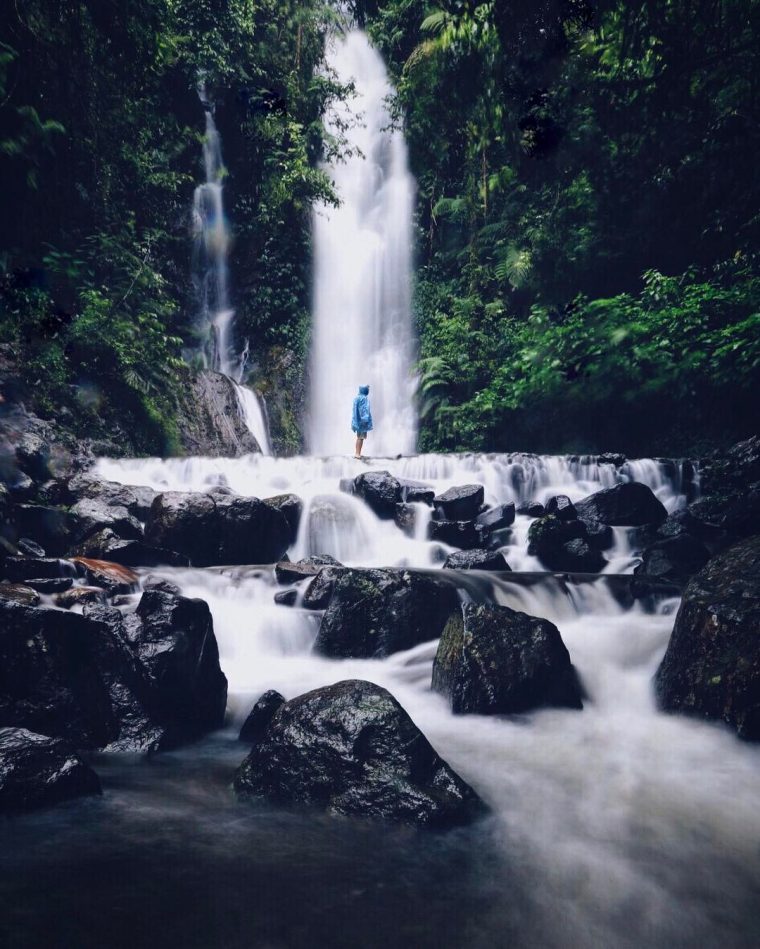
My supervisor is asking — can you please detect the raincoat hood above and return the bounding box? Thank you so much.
[358,385,370,395]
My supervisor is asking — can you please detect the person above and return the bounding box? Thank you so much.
[351,384,373,458]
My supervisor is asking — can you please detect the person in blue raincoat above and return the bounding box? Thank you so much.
[351,385,373,458]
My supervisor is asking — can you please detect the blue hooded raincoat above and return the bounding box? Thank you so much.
[351,385,373,435]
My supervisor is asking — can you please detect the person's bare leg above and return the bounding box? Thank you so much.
[355,436,363,458]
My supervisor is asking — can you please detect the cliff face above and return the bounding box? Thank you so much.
[174,371,261,458]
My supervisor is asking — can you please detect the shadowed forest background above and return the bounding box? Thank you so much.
[1,0,758,456]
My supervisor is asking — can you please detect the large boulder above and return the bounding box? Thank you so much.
[432,602,583,715]
[636,534,711,584]
[11,504,76,556]
[65,476,157,520]
[398,480,435,505]
[14,432,52,483]
[3,556,75,583]
[264,494,303,545]
[126,589,228,746]
[0,727,101,812]
[545,495,577,521]
[275,555,342,585]
[442,549,511,571]
[302,566,346,610]
[428,519,486,550]
[433,484,484,521]
[527,516,606,572]
[575,482,667,526]
[71,528,189,568]
[654,536,760,740]
[234,680,485,828]
[353,471,402,519]
[70,497,144,543]
[145,491,291,566]
[313,569,459,659]
[475,503,515,532]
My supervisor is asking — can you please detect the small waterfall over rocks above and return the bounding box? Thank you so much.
[192,88,271,455]
[308,30,417,457]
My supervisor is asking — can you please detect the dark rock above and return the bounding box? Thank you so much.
[71,528,189,568]
[54,586,107,609]
[13,504,76,556]
[0,601,163,750]
[0,727,101,812]
[239,690,285,743]
[394,502,417,537]
[476,503,515,531]
[353,471,402,519]
[7,471,34,500]
[398,480,435,505]
[428,519,485,550]
[432,602,583,714]
[528,516,606,571]
[700,435,760,497]
[3,557,74,582]
[70,498,143,543]
[581,518,615,551]
[443,549,511,571]
[598,453,626,467]
[575,482,667,526]
[142,575,182,596]
[71,557,139,595]
[128,589,228,745]
[516,502,545,518]
[234,679,484,828]
[25,577,73,594]
[275,555,341,585]
[654,536,760,740]
[17,538,45,558]
[636,534,711,584]
[302,567,345,610]
[274,589,298,607]
[688,484,760,540]
[314,569,459,659]
[0,583,40,606]
[264,494,303,545]
[433,484,484,521]
[561,538,606,572]
[545,495,577,521]
[15,433,51,482]
[146,491,291,566]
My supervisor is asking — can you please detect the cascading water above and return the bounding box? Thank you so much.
[308,30,417,457]
[192,89,271,455]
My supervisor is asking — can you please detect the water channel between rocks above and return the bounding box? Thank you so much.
[2,451,758,949]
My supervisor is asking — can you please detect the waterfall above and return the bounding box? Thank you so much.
[308,30,417,457]
[192,89,271,455]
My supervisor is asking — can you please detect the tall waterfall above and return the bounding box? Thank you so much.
[192,90,271,454]
[308,30,417,457]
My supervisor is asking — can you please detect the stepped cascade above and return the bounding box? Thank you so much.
[308,29,417,457]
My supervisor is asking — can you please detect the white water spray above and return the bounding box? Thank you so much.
[308,30,417,457]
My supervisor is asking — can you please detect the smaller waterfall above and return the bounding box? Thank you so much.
[192,88,271,455]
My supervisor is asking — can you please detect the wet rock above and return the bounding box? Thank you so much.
[146,491,291,566]
[71,528,189,568]
[0,727,101,812]
[688,484,760,541]
[433,484,484,522]
[54,586,107,609]
[353,471,402,519]
[128,589,228,746]
[7,471,34,500]
[264,494,303,545]
[302,567,346,610]
[3,557,74,582]
[394,502,417,537]
[561,538,606,572]
[516,502,545,518]
[428,519,485,550]
[25,577,73,594]
[575,482,667,526]
[0,583,40,606]
[239,690,285,743]
[654,536,760,740]
[314,569,459,659]
[700,435,760,496]
[598,453,626,467]
[12,504,76,556]
[142,575,182,596]
[581,518,615,551]
[17,538,45,558]
[0,601,162,749]
[528,516,606,572]
[636,534,711,584]
[70,498,143,543]
[275,555,342,585]
[274,589,298,607]
[475,503,515,532]
[15,433,51,482]
[545,495,577,521]
[66,477,156,519]
[398,480,435,505]
[432,602,583,715]
[72,557,139,595]
[234,679,485,828]
[443,549,511,571]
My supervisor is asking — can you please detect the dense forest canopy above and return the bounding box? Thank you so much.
[1,0,758,455]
